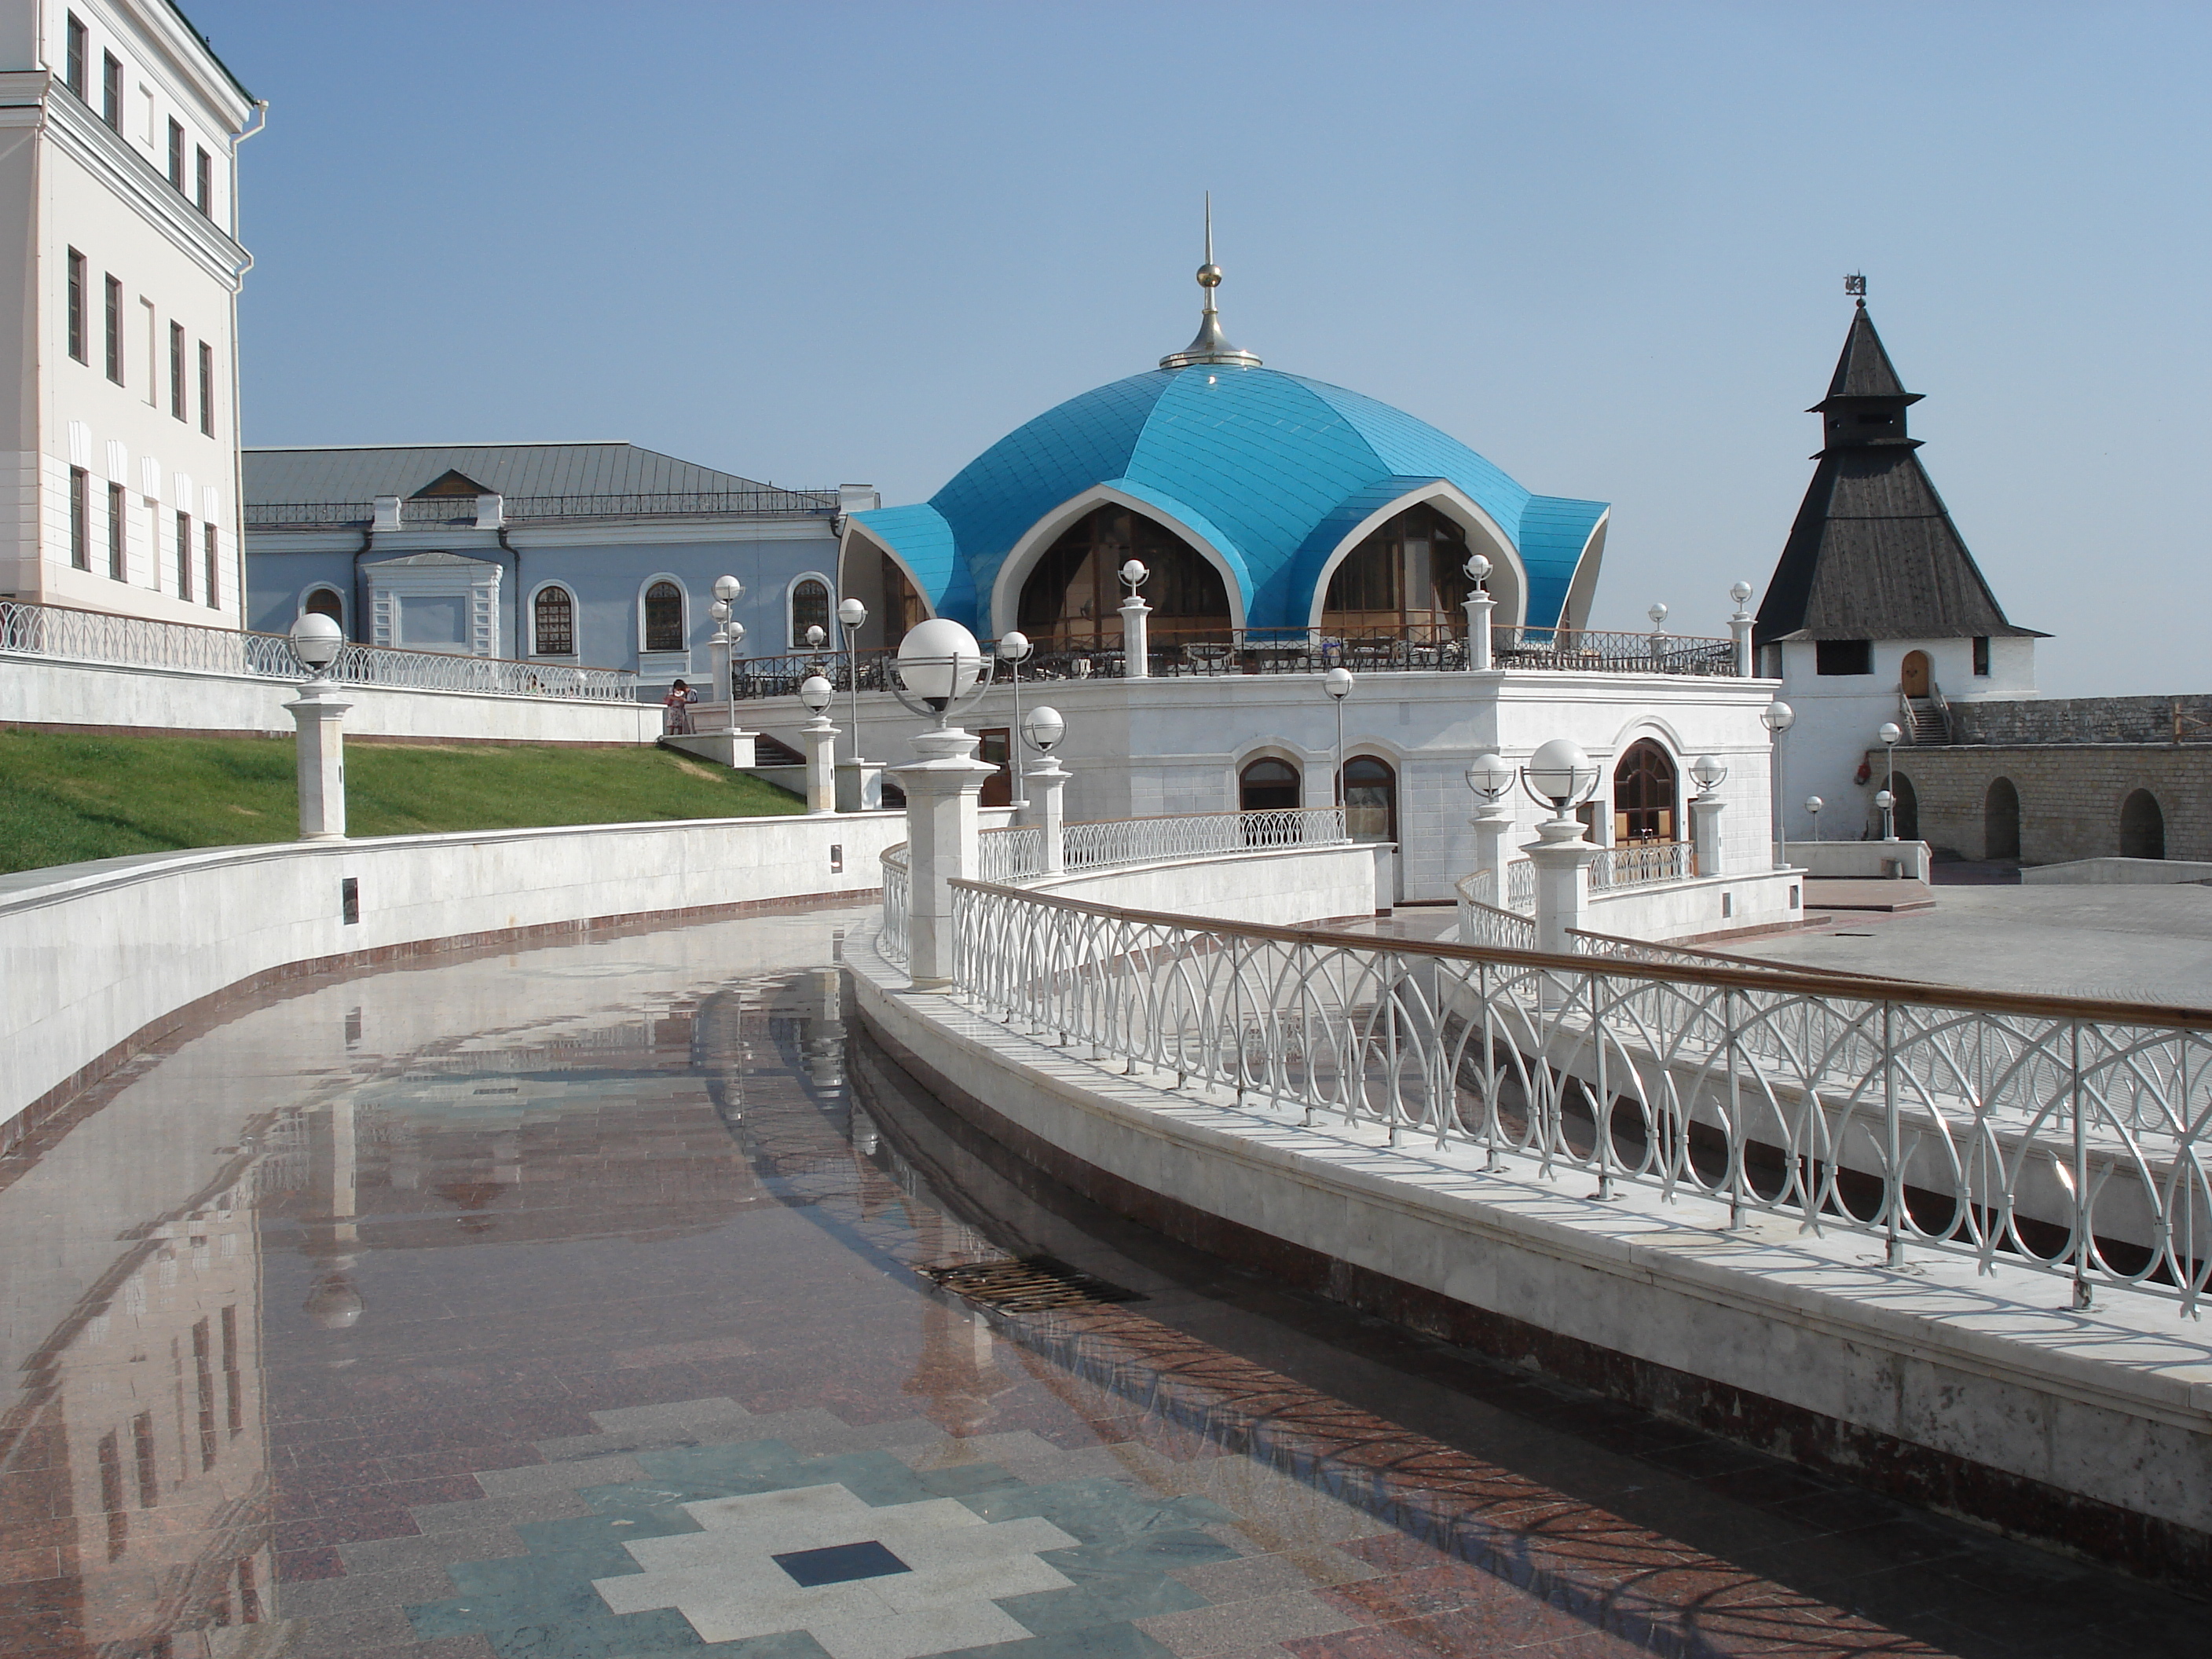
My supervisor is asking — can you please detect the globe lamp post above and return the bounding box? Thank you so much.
[1877,722,1903,840]
[1022,704,1069,873]
[1518,738,1602,961]
[285,613,351,841]
[838,597,868,767]
[1761,701,1795,870]
[1688,753,1729,878]
[712,574,743,701]
[1462,554,1494,669]
[885,618,999,991]
[1322,665,1353,813]
[799,672,838,815]
[1463,749,1514,902]
[997,630,1033,808]
[1118,559,1151,679]
[1806,795,1824,840]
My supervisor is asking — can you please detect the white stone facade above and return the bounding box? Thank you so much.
[0,0,255,624]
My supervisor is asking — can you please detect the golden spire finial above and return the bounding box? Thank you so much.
[1161,192,1259,371]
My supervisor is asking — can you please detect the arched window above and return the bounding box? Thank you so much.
[643,580,684,653]
[1342,755,1397,844]
[533,585,575,656]
[2121,789,2165,860]
[303,586,344,624]
[1612,739,1678,842]
[1018,505,1230,652]
[1984,778,2020,861]
[1321,505,1470,639]
[1239,757,1302,812]
[790,577,832,650]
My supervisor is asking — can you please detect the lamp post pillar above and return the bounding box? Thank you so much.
[1119,595,1151,679]
[1690,795,1726,878]
[890,728,999,990]
[1470,804,1514,900]
[1028,753,1069,874]
[1525,816,1600,955]
[1461,591,1494,670]
[285,682,353,841]
[1731,612,1755,677]
[802,715,840,815]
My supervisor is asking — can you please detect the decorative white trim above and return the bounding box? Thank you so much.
[785,569,835,651]
[987,484,1250,638]
[635,571,689,655]
[837,519,938,627]
[1303,481,1525,633]
[1558,511,1610,635]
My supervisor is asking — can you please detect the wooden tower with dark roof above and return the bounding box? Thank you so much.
[1755,302,2037,650]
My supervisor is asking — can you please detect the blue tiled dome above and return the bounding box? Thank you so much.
[849,364,1606,635]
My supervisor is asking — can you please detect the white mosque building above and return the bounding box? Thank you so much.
[739,242,1796,930]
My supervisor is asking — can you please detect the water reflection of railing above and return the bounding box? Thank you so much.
[949,877,2212,1313]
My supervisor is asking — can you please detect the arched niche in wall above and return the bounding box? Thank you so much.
[2120,789,2165,860]
[1984,777,2020,861]
[1238,756,1302,812]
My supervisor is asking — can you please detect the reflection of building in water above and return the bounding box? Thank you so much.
[0,1148,274,1654]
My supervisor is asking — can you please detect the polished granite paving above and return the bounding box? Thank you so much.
[0,903,2203,1658]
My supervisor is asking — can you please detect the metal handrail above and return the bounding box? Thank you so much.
[245,487,839,529]
[880,843,910,962]
[1588,840,1696,890]
[947,874,2212,1313]
[0,598,639,701]
[1059,808,1347,872]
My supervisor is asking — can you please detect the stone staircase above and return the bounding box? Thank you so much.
[1903,695,1949,745]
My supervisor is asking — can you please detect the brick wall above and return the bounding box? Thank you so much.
[1876,745,2210,864]
[1950,694,2212,745]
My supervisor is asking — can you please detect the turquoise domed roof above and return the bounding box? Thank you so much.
[849,361,1606,635]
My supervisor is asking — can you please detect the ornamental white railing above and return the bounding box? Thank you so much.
[977,826,1044,884]
[0,599,639,701]
[1059,808,1347,873]
[947,879,2212,1314]
[1589,840,1697,891]
[881,844,909,962]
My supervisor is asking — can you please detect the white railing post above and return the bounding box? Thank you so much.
[801,713,840,815]
[1731,593,1756,676]
[284,680,353,841]
[1119,592,1151,679]
[1690,795,1725,878]
[1525,815,1600,954]
[1462,590,1494,670]
[890,727,998,990]
[1028,754,1068,873]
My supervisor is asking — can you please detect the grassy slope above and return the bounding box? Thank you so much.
[0,729,804,876]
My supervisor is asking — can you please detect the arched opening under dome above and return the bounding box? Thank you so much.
[1017,504,1232,652]
[1320,505,1475,641]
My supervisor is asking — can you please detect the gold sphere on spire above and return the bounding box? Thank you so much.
[1196,263,1222,289]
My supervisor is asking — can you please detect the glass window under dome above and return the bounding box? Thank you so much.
[1321,505,1471,640]
[1017,506,1230,652]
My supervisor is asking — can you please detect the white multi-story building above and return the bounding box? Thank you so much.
[0,0,258,624]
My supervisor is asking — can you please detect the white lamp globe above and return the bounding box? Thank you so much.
[1525,738,1595,808]
[713,574,743,604]
[1463,552,1492,584]
[997,630,1031,662]
[709,599,731,623]
[837,597,867,629]
[1878,722,1903,746]
[1761,701,1795,734]
[290,611,344,672]
[1648,602,1669,628]
[895,617,985,705]
[1730,580,1754,606]
[1322,666,1354,701]
[1689,753,1727,792]
[805,624,827,650]
[1464,753,1512,802]
[727,621,746,652]
[799,674,835,716]
[1805,795,1824,815]
[1119,559,1148,590]
[1023,705,1065,753]
[1875,789,1895,811]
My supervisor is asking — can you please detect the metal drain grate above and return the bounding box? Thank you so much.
[918,1255,1144,1312]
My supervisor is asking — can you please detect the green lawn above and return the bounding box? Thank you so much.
[0,728,804,876]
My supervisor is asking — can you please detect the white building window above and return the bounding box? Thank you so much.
[642,580,686,654]
[789,573,832,650]
[533,585,576,656]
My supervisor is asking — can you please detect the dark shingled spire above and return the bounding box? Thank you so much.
[1755,304,2039,646]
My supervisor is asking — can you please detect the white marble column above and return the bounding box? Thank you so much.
[1119,595,1151,679]
[285,682,353,841]
[1470,803,1514,902]
[1525,816,1601,954]
[890,727,999,990]
[1462,591,1494,670]
[1027,754,1069,873]
[802,715,840,815]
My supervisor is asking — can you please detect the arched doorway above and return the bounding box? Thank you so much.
[1902,650,1931,698]
[1983,778,2020,860]
[2121,789,2165,859]
[1320,505,1470,642]
[1611,738,1678,843]
[1891,772,1920,840]
[1018,504,1231,654]
[1342,756,1397,843]
[1239,757,1301,812]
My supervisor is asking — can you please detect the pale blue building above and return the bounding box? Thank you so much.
[244,444,877,695]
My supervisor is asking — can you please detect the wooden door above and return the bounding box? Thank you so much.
[1901,650,1931,698]
[978,727,1012,808]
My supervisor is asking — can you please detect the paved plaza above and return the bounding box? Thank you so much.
[1749,881,2212,1005]
[1,903,2204,1657]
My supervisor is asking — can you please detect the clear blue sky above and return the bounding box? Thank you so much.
[189,1,2211,698]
